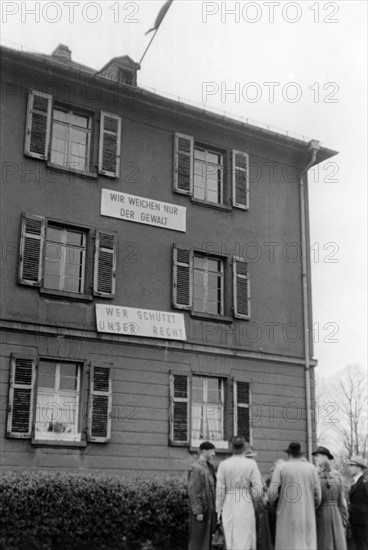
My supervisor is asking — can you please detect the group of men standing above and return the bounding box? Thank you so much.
[187,438,368,550]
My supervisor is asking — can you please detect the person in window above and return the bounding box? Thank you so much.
[315,454,348,550]
[216,436,263,550]
[347,456,368,550]
[188,441,217,550]
[269,442,321,550]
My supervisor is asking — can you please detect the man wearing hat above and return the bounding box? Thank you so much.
[312,445,335,461]
[269,442,321,550]
[188,441,217,550]
[347,455,368,550]
[216,436,263,550]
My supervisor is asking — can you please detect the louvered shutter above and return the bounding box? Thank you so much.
[173,133,194,195]
[18,214,45,286]
[88,364,112,442]
[234,380,251,442]
[169,373,189,445]
[173,246,192,309]
[24,91,52,159]
[7,355,36,439]
[233,257,250,319]
[98,112,121,178]
[232,150,249,210]
[93,230,116,297]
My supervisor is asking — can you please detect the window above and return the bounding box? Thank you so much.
[193,255,224,315]
[194,146,223,204]
[174,133,249,209]
[6,355,112,444]
[50,107,91,172]
[173,246,250,320]
[35,361,81,441]
[44,225,86,293]
[192,376,224,445]
[169,373,251,448]
[25,90,121,178]
[18,213,117,298]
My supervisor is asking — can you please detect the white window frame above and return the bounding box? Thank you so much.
[193,254,224,316]
[44,225,87,294]
[191,376,228,449]
[50,106,92,173]
[193,145,224,204]
[35,361,82,442]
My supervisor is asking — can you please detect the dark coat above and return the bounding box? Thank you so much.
[188,459,216,550]
[349,475,368,525]
[348,475,368,550]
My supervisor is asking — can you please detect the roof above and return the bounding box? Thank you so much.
[0,44,338,164]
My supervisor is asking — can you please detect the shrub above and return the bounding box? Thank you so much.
[0,471,189,550]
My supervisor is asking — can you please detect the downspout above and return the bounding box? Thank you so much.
[300,139,320,462]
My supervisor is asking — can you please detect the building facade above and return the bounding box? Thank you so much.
[0,44,337,476]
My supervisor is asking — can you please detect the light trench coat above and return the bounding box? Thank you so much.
[216,455,263,550]
[269,458,322,550]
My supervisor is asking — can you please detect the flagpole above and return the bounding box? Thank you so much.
[139,28,159,67]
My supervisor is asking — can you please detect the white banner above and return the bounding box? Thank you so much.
[101,189,186,232]
[96,304,186,341]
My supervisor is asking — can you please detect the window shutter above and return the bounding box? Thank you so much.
[233,257,250,319]
[172,246,192,310]
[169,373,189,445]
[7,355,36,439]
[232,150,249,210]
[233,380,251,442]
[24,91,52,159]
[93,230,116,297]
[98,112,121,177]
[88,364,112,443]
[18,213,45,287]
[173,133,194,195]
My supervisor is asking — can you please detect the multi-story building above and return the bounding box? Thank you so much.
[0,44,337,476]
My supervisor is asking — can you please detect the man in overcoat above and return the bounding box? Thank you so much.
[188,441,217,550]
[347,455,368,550]
[269,442,321,550]
[216,436,263,550]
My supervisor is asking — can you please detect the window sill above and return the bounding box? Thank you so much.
[40,288,93,302]
[47,162,98,180]
[190,312,233,324]
[191,198,232,212]
[31,438,87,448]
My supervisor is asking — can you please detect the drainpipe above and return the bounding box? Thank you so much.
[300,139,320,462]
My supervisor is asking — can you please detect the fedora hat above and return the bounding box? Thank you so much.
[243,442,257,458]
[312,446,334,460]
[348,455,367,469]
[284,442,302,456]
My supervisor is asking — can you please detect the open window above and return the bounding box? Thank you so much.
[172,246,250,320]
[6,356,112,445]
[169,373,251,448]
[25,90,121,178]
[18,213,116,299]
[174,133,249,209]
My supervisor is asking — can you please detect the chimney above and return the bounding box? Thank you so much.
[52,44,72,64]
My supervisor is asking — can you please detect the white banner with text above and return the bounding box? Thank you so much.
[96,304,187,340]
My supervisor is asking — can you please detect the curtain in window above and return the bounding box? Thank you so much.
[36,391,77,436]
[206,403,223,441]
[191,404,202,440]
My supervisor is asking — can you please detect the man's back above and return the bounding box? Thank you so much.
[270,458,321,550]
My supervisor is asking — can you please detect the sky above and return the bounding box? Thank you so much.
[1,0,367,379]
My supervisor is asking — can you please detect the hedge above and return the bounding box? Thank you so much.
[0,471,189,550]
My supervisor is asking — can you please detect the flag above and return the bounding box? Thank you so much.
[145,0,173,35]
